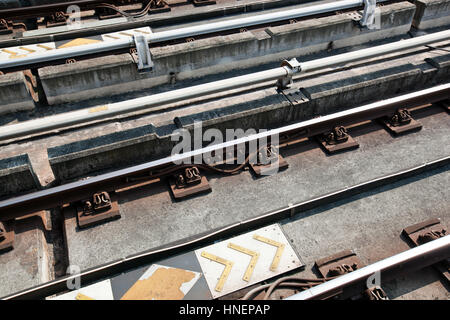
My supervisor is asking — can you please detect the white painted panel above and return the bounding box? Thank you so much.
[49,279,113,300]
[195,223,302,299]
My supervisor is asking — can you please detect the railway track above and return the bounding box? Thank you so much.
[0,31,449,141]
[0,0,393,73]
[0,84,449,300]
[0,0,363,45]
[0,0,449,302]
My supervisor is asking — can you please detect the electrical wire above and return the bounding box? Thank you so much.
[241,275,337,300]
[95,0,168,18]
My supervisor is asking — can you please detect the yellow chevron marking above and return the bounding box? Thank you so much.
[104,34,120,39]
[88,105,108,113]
[75,293,95,300]
[19,47,35,53]
[37,44,53,50]
[253,235,285,271]
[58,38,101,48]
[201,251,233,292]
[134,29,150,34]
[2,49,17,56]
[119,32,134,37]
[227,243,259,282]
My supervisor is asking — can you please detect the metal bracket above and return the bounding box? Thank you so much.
[360,0,378,30]
[316,126,359,154]
[277,58,301,90]
[76,191,121,228]
[315,250,364,278]
[0,221,14,252]
[192,0,216,6]
[44,11,68,27]
[249,145,289,176]
[280,87,308,106]
[148,0,171,13]
[0,19,12,35]
[381,108,422,135]
[402,218,449,284]
[440,99,450,113]
[169,166,211,199]
[133,34,153,72]
[364,286,389,300]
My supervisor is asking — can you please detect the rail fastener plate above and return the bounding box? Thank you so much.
[315,249,364,278]
[402,218,449,284]
[381,117,423,136]
[249,155,289,176]
[0,221,14,252]
[316,134,359,154]
[75,192,121,229]
[440,100,450,113]
[169,175,211,200]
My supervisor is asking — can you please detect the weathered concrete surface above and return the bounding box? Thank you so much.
[0,218,50,298]
[62,105,450,271]
[0,38,448,194]
[281,163,450,300]
[0,0,328,45]
[0,154,37,198]
[46,44,450,182]
[413,0,450,30]
[38,2,416,105]
[0,72,34,115]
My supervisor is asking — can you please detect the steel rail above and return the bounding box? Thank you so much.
[0,0,137,20]
[1,31,450,141]
[286,234,450,300]
[0,83,448,220]
[2,155,449,300]
[0,0,387,70]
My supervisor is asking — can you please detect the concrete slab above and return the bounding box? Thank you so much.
[0,72,34,115]
[413,0,450,30]
[0,218,50,297]
[281,163,450,300]
[45,44,450,182]
[0,154,37,198]
[63,104,450,270]
[37,2,416,106]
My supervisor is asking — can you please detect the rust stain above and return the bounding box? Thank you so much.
[121,267,196,300]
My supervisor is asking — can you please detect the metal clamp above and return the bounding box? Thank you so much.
[277,58,301,90]
[133,34,153,72]
[0,222,5,241]
[360,0,378,30]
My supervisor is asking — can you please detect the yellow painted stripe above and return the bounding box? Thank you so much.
[88,105,108,113]
[201,251,233,292]
[228,243,259,282]
[253,234,285,271]
[37,44,53,50]
[58,38,102,49]
[75,293,95,300]
[134,30,150,34]
[2,49,17,55]
[19,47,36,53]
[104,34,120,39]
